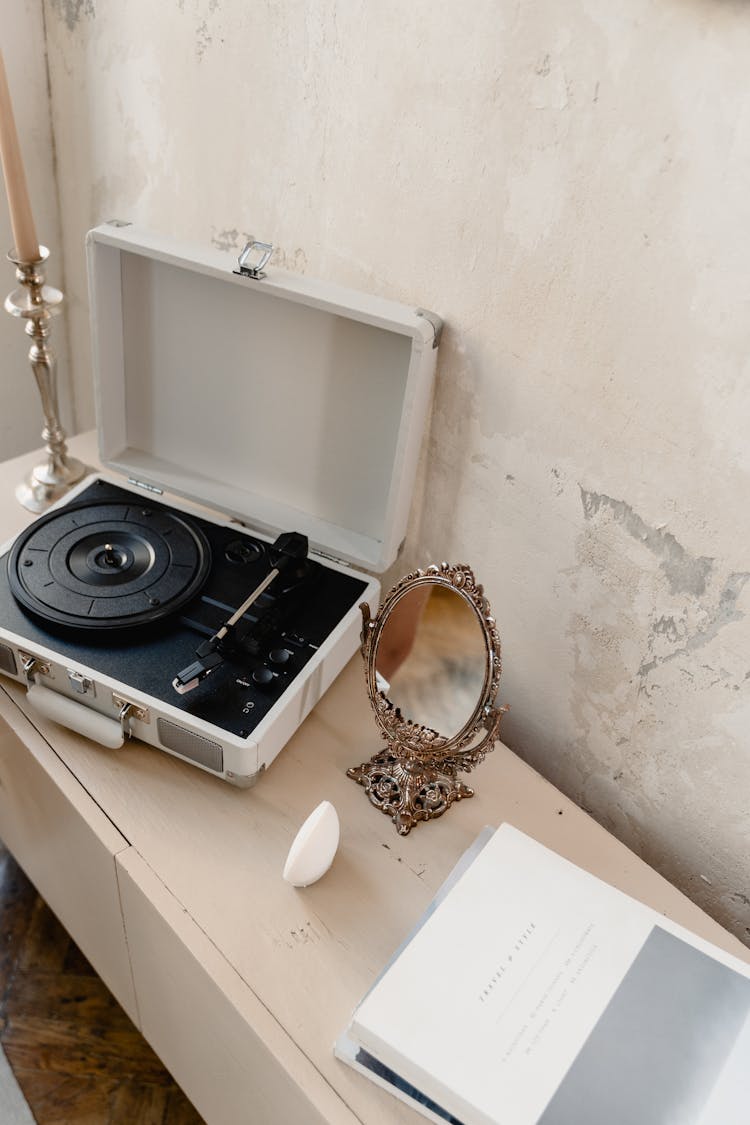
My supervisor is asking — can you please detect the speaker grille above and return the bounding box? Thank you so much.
[157,719,223,773]
[0,644,17,676]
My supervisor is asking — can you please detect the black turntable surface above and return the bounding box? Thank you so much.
[0,479,369,739]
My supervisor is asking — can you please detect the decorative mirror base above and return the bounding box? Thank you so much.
[347,749,474,836]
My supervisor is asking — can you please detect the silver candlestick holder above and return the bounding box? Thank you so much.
[5,245,85,512]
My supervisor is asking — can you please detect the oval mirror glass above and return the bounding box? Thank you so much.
[374,584,487,739]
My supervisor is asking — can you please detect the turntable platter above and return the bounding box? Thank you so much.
[8,500,211,632]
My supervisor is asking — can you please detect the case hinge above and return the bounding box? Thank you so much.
[313,548,348,567]
[127,478,164,495]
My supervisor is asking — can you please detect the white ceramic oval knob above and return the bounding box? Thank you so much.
[283,801,340,887]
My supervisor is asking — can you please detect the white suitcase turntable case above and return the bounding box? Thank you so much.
[0,222,440,786]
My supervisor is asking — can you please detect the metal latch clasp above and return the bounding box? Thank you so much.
[19,652,50,686]
[235,240,273,280]
[112,694,149,741]
[117,703,134,741]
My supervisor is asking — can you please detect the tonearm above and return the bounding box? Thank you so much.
[172,530,308,695]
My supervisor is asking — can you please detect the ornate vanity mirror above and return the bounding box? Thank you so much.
[347,563,507,835]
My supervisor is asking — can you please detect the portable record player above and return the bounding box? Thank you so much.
[0,223,440,786]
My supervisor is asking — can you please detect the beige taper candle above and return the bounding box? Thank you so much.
[0,48,39,262]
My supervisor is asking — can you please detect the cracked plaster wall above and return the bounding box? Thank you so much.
[40,0,750,941]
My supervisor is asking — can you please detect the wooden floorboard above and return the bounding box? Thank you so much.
[0,843,204,1124]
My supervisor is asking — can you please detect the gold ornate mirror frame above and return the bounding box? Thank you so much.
[347,563,507,835]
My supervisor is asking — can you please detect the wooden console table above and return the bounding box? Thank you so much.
[0,433,747,1124]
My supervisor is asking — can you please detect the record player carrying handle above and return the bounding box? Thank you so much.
[26,684,125,749]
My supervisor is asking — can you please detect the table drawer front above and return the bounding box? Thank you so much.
[0,705,136,1022]
[117,852,356,1125]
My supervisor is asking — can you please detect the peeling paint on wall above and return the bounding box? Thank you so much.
[637,572,749,684]
[272,246,308,273]
[48,0,95,32]
[195,19,212,60]
[210,227,252,252]
[579,488,713,597]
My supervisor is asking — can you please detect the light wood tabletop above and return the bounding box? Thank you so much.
[0,432,747,1124]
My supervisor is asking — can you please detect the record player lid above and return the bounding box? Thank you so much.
[86,224,439,573]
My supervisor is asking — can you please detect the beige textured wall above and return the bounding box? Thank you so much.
[0,0,71,459]
[43,1,750,941]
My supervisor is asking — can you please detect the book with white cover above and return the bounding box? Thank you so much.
[338,824,750,1125]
